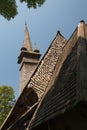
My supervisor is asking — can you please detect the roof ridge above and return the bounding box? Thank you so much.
[1,31,66,130]
[27,32,67,99]
[29,24,87,128]
[28,28,78,129]
[27,33,67,129]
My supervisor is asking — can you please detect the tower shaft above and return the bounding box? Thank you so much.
[18,24,41,94]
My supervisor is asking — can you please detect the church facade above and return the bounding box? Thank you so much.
[1,20,87,130]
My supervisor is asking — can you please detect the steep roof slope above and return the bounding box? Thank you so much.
[1,31,66,130]
[28,21,87,129]
[28,31,66,100]
[22,23,32,51]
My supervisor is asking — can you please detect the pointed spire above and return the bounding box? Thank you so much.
[21,23,33,51]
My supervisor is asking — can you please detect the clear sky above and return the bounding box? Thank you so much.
[0,0,87,98]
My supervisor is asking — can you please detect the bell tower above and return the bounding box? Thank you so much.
[18,24,41,94]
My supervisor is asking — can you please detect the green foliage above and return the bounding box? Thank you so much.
[0,0,46,20]
[0,0,17,20]
[20,0,46,8]
[0,86,16,126]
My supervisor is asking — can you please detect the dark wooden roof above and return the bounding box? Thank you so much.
[28,32,66,100]
[1,31,66,130]
[1,21,87,130]
[30,42,78,128]
[29,23,87,129]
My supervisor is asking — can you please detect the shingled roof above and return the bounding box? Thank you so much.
[1,29,66,129]
[28,21,87,129]
[1,21,87,130]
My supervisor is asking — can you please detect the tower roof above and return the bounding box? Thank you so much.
[21,23,32,51]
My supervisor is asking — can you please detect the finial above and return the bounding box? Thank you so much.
[33,43,40,53]
[78,20,85,38]
[25,21,27,26]
[57,30,61,34]
[80,20,85,23]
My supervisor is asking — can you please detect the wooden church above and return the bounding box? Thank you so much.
[1,20,87,130]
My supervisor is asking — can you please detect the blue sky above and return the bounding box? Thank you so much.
[0,0,87,98]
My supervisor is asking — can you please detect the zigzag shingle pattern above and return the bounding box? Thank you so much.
[29,29,78,129]
[27,33,66,99]
[30,43,78,128]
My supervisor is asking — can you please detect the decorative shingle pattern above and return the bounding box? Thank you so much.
[1,21,87,130]
[0,33,66,130]
[30,42,78,128]
[29,23,87,129]
[28,33,66,99]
